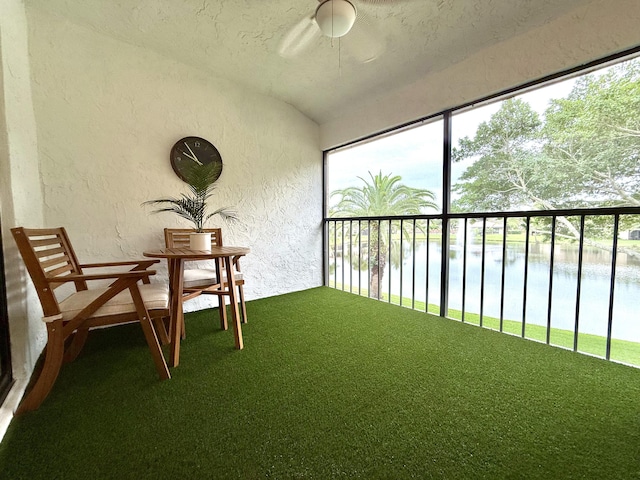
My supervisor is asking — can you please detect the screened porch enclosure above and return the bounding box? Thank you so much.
[324,50,640,368]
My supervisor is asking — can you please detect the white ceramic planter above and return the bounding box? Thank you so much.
[189,232,211,251]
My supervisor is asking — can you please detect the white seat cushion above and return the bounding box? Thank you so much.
[58,283,169,320]
[183,268,243,288]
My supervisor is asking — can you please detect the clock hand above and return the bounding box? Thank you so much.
[180,149,199,162]
[184,142,203,166]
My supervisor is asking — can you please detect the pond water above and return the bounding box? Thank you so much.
[333,240,640,343]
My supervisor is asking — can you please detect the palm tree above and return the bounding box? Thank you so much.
[330,171,438,298]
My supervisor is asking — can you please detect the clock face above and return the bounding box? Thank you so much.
[170,136,223,183]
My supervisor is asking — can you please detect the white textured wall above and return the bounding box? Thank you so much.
[320,0,640,149]
[1,0,46,376]
[26,8,323,310]
[0,0,46,431]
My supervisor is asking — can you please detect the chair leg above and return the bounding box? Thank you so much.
[63,327,89,363]
[218,295,228,330]
[153,316,170,345]
[138,316,171,380]
[16,321,65,414]
[238,284,247,324]
[129,285,170,380]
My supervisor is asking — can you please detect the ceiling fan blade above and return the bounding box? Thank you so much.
[343,10,385,63]
[278,14,321,59]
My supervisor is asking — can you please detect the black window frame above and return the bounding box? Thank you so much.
[323,44,640,322]
[0,218,14,406]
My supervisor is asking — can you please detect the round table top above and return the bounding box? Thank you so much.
[143,246,250,260]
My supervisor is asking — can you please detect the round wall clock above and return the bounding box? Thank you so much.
[170,136,223,183]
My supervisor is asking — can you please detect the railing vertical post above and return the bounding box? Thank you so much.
[350,220,354,293]
[400,219,404,306]
[574,215,586,352]
[440,218,450,317]
[426,219,431,314]
[522,216,531,338]
[606,214,620,360]
[479,218,487,327]
[388,220,392,303]
[358,220,362,296]
[462,218,468,323]
[368,220,371,298]
[341,221,346,291]
[349,220,353,293]
[323,220,329,286]
[499,216,508,332]
[546,216,557,345]
[333,221,338,288]
[377,220,381,299]
[412,220,417,310]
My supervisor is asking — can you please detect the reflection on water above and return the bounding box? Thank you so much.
[334,240,640,343]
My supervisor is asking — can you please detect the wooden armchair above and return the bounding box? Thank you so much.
[164,228,247,330]
[11,227,171,413]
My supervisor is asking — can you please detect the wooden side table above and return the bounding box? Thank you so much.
[143,246,250,367]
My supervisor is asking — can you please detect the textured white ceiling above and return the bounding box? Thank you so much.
[24,0,593,124]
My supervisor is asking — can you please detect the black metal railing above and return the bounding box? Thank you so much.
[324,207,640,367]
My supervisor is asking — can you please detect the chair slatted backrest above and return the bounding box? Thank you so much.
[11,227,86,317]
[164,228,223,248]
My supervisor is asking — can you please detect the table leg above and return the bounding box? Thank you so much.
[168,258,184,367]
[224,256,244,350]
[215,258,228,330]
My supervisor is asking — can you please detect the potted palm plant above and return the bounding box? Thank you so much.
[143,162,237,250]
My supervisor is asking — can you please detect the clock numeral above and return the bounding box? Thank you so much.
[194,141,201,148]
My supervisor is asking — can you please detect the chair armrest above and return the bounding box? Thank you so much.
[48,270,157,284]
[232,256,242,271]
[79,260,159,285]
[80,260,160,269]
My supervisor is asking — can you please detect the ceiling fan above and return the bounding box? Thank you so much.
[278,0,415,63]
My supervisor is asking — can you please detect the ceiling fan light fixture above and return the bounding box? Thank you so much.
[315,0,357,38]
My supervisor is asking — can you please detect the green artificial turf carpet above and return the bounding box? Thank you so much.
[0,287,638,479]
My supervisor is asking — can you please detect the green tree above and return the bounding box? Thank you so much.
[330,171,438,298]
[454,61,640,211]
[451,98,585,241]
[542,61,640,207]
[452,58,640,250]
[452,98,546,212]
